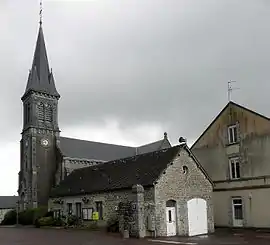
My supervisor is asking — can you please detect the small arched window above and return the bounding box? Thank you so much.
[37,102,45,121]
[183,165,188,174]
[45,104,53,122]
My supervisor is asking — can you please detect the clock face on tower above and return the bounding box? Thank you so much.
[41,138,49,147]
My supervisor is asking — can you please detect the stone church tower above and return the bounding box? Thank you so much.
[18,22,60,209]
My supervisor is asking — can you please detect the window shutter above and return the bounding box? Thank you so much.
[37,103,44,121]
[45,104,53,122]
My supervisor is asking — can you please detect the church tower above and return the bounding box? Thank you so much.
[18,19,60,209]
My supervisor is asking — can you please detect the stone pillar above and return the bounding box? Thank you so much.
[131,184,145,238]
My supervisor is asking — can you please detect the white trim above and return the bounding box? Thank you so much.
[232,197,243,227]
[228,124,238,144]
[229,157,240,179]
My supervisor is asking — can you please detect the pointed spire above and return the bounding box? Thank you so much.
[39,0,43,25]
[22,12,60,99]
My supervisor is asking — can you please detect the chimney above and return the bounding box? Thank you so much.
[179,137,187,145]
[164,132,168,140]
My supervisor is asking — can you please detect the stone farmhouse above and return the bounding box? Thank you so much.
[192,101,270,229]
[49,144,214,237]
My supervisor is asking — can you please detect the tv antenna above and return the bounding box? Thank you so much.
[228,81,240,101]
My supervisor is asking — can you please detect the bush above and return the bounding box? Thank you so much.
[18,209,35,225]
[107,218,119,233]
[53,218,64,227]
[67,215,79,226]
[1,209,17,225]
[35,216,54,227]
[18,207,49,225]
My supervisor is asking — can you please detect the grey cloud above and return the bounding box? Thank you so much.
[2,0,270,146]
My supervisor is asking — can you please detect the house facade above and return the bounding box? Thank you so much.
[49,144,214,237]
[192,101,270,228]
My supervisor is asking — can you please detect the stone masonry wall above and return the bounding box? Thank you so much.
[154,149,214,236]
[48,187,154,227]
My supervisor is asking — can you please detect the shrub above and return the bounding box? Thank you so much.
[35,216,54,227]
[107,218,119,233]
[18,206,49,225]
[67,215,79,226]
[1,209,17,225]
[53,218,64,227]
[18,209,35,225]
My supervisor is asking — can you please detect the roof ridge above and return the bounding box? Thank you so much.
[60,136,135,148]
[191,101,270,149]
[68,145,181,173]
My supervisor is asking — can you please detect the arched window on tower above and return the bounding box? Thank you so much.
[37,102,45,121]
[45,104,53,122]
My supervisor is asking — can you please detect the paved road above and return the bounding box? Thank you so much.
[0,227,270,245]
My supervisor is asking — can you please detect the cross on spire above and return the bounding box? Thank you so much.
[39,0,43,25]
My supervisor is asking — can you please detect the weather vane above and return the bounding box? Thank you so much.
[39,0,43,25]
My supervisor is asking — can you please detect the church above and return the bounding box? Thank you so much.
[18,22,172,210]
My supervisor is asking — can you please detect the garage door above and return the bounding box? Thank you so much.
[187,198,208,236]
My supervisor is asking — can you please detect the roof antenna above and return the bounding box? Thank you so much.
[228,81,240,101]
[39,0,43,25]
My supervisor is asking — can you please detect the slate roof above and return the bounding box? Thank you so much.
[59,135,170,161]
[50,145,181,197]
[0,196,19,209]
[22,24,59,99]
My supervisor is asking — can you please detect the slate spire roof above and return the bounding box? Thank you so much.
[22,23,59,99]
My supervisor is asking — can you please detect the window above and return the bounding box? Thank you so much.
[168,210,172,223]
[67,203,72,215]
[232,198,243,220]
[229,158,240,179]
[37,102,45,121]
[75,202,82,218]
[82,208,93,220]
[183,165,188,174]
[228,125,238,144]
[45,104,53,122]
[24,103,31,124]
[53,209,61,219]
[95,201,103,220]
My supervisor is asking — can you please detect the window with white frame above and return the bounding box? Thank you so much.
[229,157,240,179]
[228,125,238,144]
[82,208,93,220]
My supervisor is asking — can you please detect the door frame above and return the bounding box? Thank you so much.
[166,200,177,236]
[231,197,244,227]
[187,198,208,236]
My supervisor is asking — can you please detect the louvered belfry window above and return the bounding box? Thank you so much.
[45,104,53,122]
[37,102,45,121]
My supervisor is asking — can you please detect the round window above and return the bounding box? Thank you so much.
[183,165,188,174]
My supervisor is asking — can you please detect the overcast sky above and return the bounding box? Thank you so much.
[1,0,270,195]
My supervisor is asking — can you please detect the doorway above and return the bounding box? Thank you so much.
[187,198,208,236]
[232,198,243,227]
[166,200,177,236]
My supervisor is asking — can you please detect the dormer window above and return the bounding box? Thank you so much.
[228,124,238,144]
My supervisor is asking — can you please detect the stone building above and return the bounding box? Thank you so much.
[0,196,18,223]
[18,22,171,209]
[49,144,214,237]
[191,101,270,228]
